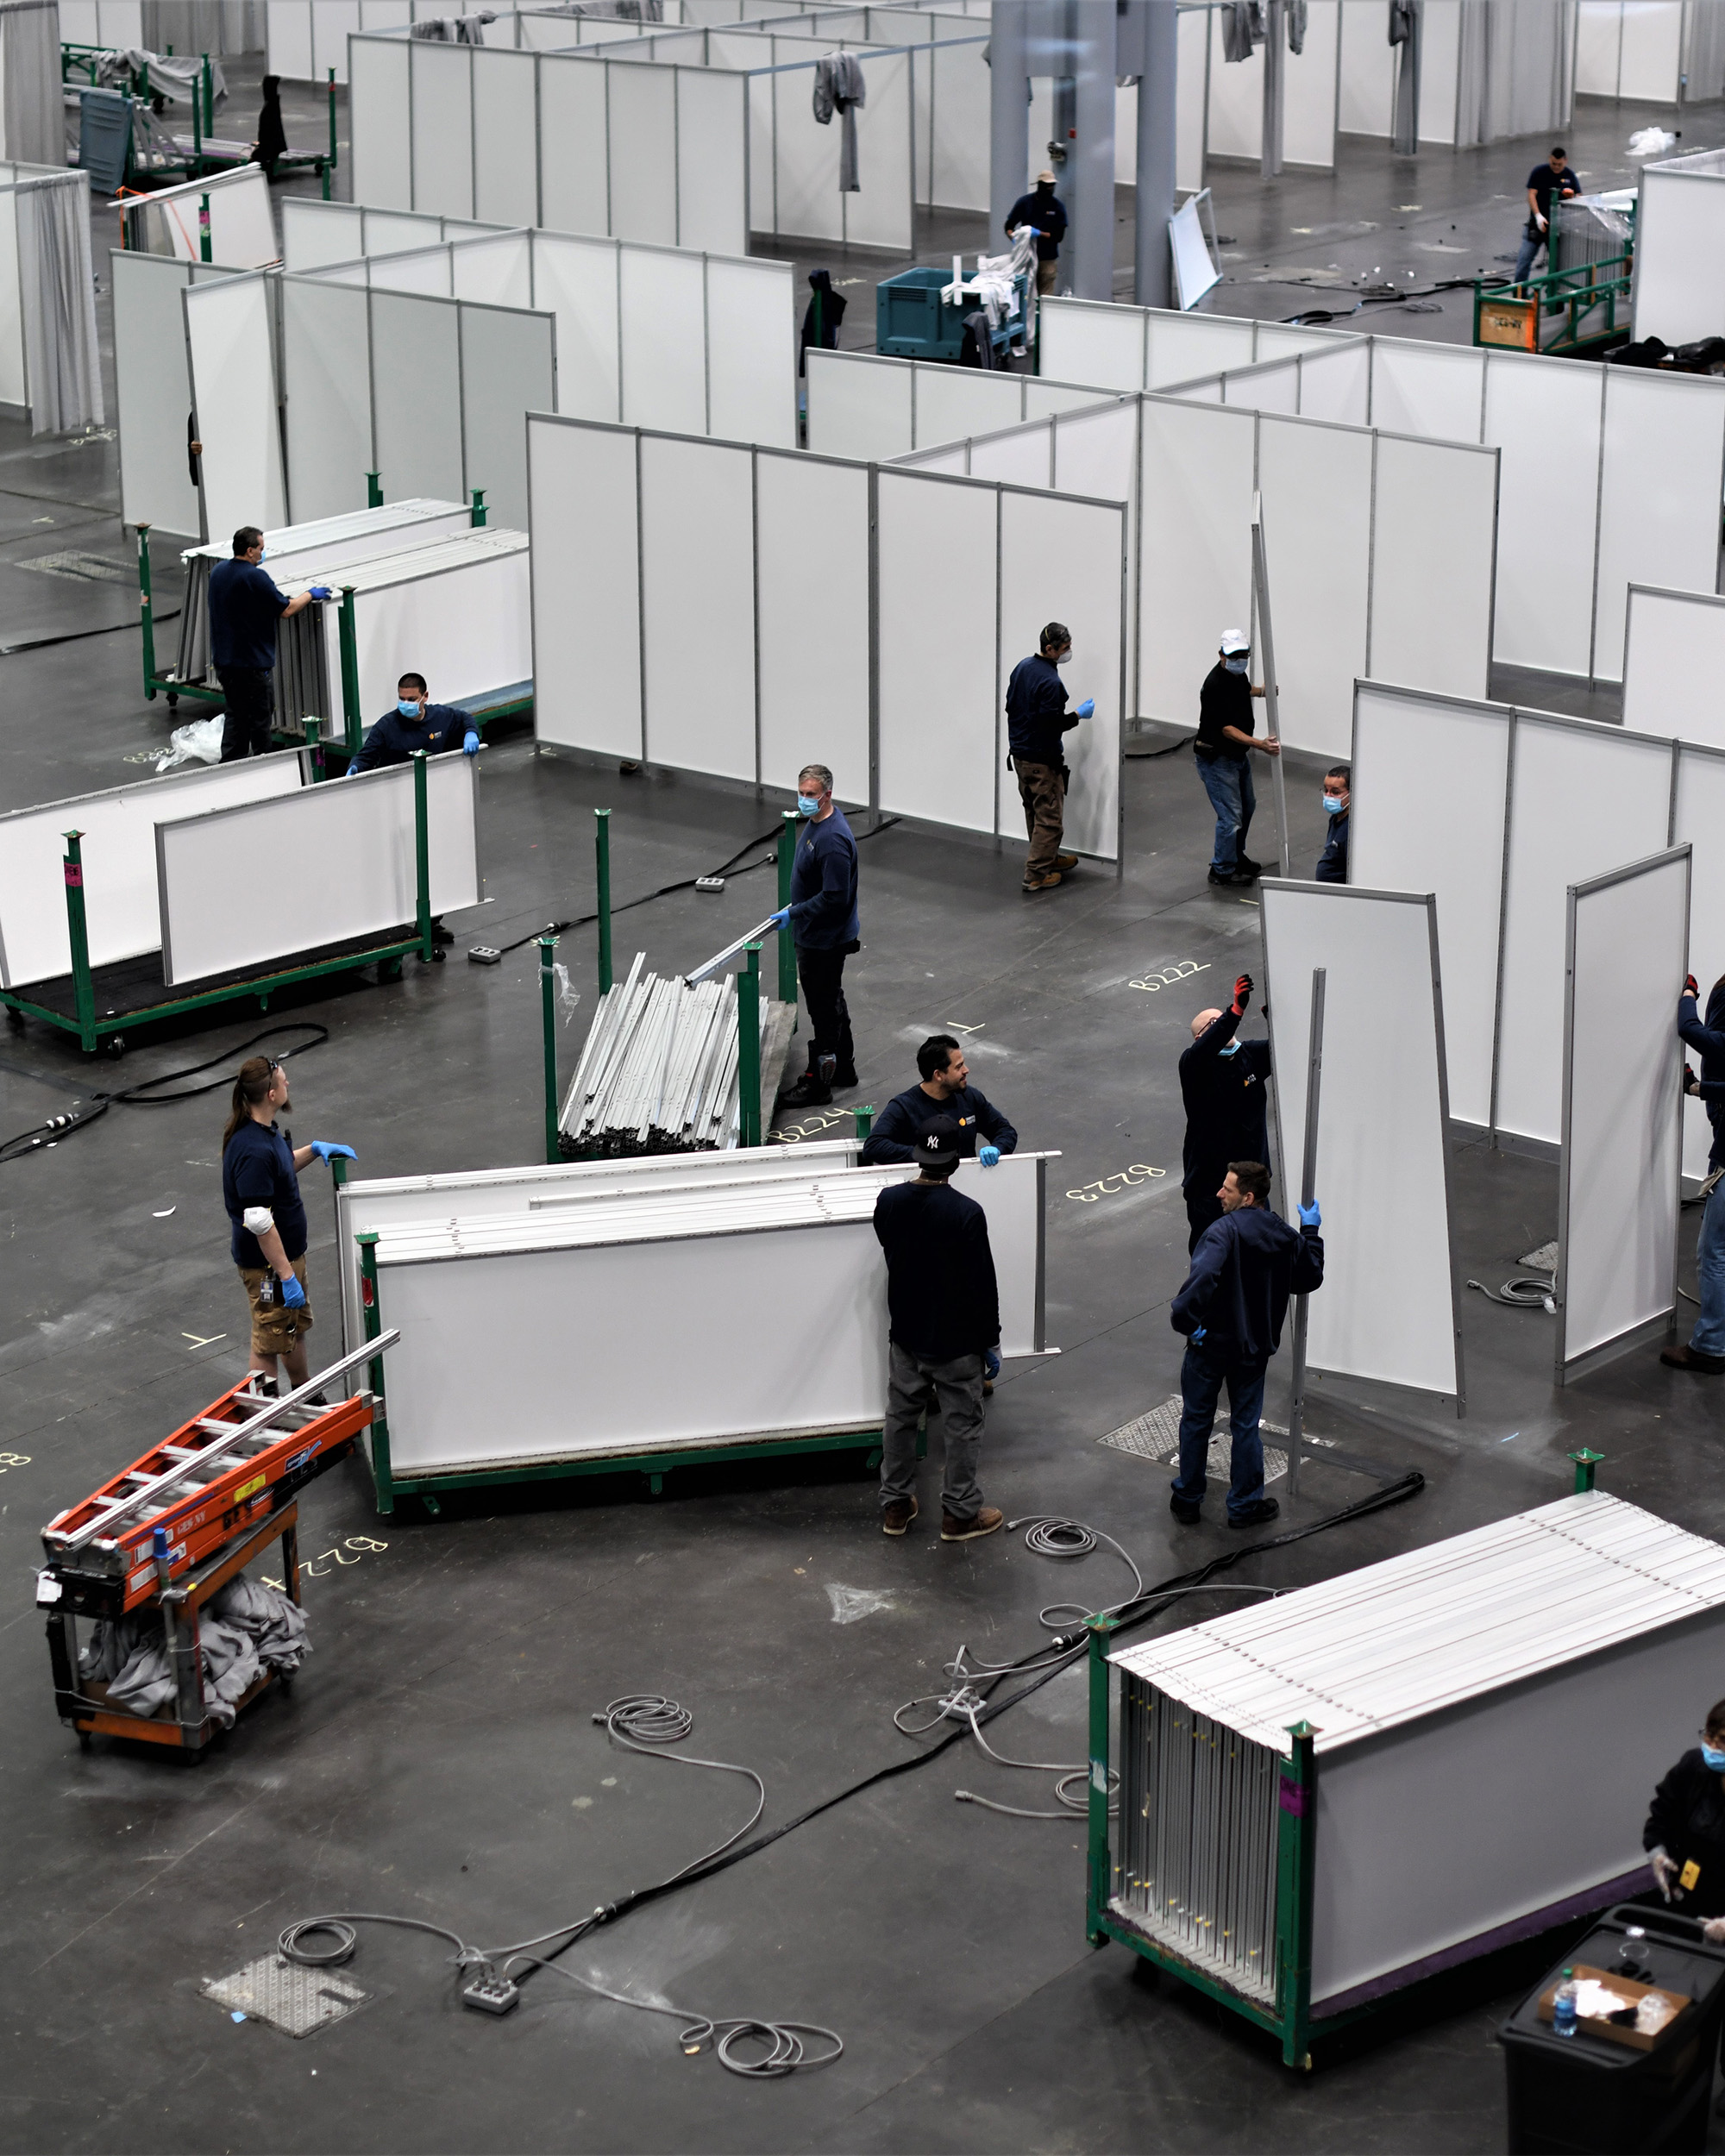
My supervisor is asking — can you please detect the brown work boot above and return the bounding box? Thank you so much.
[881,1496,919,1536]
[941,1505,1004,1543]
[1054,852,1079,871]
[1021,872,1063,894]
[1661,1342,1725,1375]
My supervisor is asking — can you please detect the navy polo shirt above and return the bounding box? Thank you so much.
[223,1119,307,1268]
[209,558,289,671]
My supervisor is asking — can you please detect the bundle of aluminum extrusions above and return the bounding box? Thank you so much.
[559,954,768,1158]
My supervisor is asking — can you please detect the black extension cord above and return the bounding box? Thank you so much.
[0,1021,328,1167]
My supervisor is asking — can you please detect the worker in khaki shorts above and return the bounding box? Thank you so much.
[220,1055,354,1395]
[1006,620,1094,894]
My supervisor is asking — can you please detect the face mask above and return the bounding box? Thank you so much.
[1323,793,1346,815]
[796,794,821,817]
[1053,649,1072,667]
[258,548,268,562]
[1224,655,1247,674]
[397,699,421,718]
[1218,1041,1240,1058]
[1704,1743,1725,1772]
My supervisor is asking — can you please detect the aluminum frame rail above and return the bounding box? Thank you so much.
[558,955,767,1157]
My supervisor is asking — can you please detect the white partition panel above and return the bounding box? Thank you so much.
[1592,372,1725,682]
[998,489,1124,862]
[1496,717,1676,1146]
[756,450,870,796]
[607,61,681,245]
[1138,398,1256,730]
[532,230,620,422]
[1368,338,1484,442]
[1049,398,1137,509]
[185,275,287,547]
[334,541,531,721]
[143,167,279,269]
[964,423,1052,489]
[929,32,988,209]
[530,417,643,758]
[1038,298,1146,393]
[1350,683,1510,1130]
[619,246,707,432]
[113,253,202,537]
[876,471,996,835]
[1295,342,1370,424]
[1285,0,1340,166]
[1368,433,1496,706]
[1624,587,1725,751]
[459,304,554,533]
[1634,164,1725,344]
[1556,849,1689,1382]
[1261,882,1461,1401]
[411,41,475,221]
[677,64,750,254]
[1258,415,1372,761]
[282,277,372,523]
[0,758,304,989]
[1673,749,1725,1183]
[640,435,756,780]
[840,48,913,249]
[538,53,612,238]
[365,243,453,298]
[1484,355,1603,676]
[706,256,795,448]
[350,36,412,212]
[370,291,464,505]
[915,365,1021,450]
[1147,311,1258,387]
[473,47,540,227]
[806,347,913,460]
[450,231,532,309]
[282,197,366,270]
[1207,6,1263,159]
[158,755,480,986]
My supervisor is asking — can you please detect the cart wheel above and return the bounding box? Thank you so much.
[76,1729,92,1752]
[4,1006,23,1029]
[166,693,179,711]
[104,1035,126,1059]
[430,946,445,963]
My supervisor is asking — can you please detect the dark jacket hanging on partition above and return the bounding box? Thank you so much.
[799,269,846,377]
[254,74,286,178]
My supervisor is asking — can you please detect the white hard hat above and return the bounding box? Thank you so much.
[1219,628,1250,655]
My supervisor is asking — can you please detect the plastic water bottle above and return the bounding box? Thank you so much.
[1553,1971,1578,2039]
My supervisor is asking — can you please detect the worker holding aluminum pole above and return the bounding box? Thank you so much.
[1665,972,1725,1375]
[1169,1159,1323,1529]
[772,762,860,1109]
[1194,630,1276,887]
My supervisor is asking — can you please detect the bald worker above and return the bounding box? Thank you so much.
[1178,971,1273,1253]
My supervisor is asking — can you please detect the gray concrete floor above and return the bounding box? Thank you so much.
[0,69,1719,2156]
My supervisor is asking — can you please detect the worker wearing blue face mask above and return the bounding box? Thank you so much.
[348,671,481,946]
[1178,974,1273,1252]
[772,761,860,1110]
[1314,763,1350,884]
[1646,1701,1725,1934]
[1194,629,1276,887]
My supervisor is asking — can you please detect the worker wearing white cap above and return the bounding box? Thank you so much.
[1005,170,1067,296]
[1194,629,1277,888]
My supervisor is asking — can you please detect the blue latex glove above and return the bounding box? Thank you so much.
[978,1144,1000,1168]
[310,1141,356,1165]
[1076,698,1095,719]
[279,1273,308,1311]
[345,758,361,776]
[982,1348,1001,1382]
[768,906,792,928]
[1189,1325,1208,1344]
[308,585,334,601]
[1299,1200,1321,1229]
[462,730,480,756]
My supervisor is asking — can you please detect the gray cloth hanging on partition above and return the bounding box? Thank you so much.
[0,0,60,167]
[410,10,498,42]
[1286,0,1307,56]
[813,51,867,193]
[1220,3,1263,63]
[17,175,104,436]
[1388,0,1415,44]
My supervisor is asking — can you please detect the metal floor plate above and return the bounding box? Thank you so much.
[1098,1396,1293,1487]
[201,1953,372,2039]
[1518,1240,1559,1274]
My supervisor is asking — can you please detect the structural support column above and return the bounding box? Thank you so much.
[1262,0,1285,179]
[1068,2,1117,303]
[988,0,1031,251]
[1132,0,1178,309]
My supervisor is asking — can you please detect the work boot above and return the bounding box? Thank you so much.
[1226,1498,1280,1530]
[831,1063,858,1089]
[431,921,456,947]
[1208,866,1255,887]
[941,1505,1004,1543]
[781,1056,836,1109]
[1021,872,1063,894]
[1661,1342,1725,1375]
[881,1496,919,1536]
[1054,852,1079,872]
[1170,1495,1202,1525]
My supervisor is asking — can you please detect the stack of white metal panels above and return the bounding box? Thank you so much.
[1109,1494,1725,2017]
[559,955,767,1157]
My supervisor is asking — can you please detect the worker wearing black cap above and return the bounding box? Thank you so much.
[871,1114,1003,1542]
[1179,971,1272,1252]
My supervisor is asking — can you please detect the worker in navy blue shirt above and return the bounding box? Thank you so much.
[1314,764,1350,884]
[220,1053,354,1397]
[1007,619,1094,894]
[1515,146,1582,285]
[1179,973,1273,1251]
[862,1035,1018,1167]
[872,1115,1003,1542]
[1170,1159,1324,1528]
[771,761,860,1110]
[1005,170,1067,296]
[208,524,329,763]
[1666,971,1725,1374]
[1195,629,1276,886]
[349,673,481,774]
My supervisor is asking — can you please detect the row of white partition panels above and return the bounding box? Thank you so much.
[1576,0,1725,103]
[113,210,795,542]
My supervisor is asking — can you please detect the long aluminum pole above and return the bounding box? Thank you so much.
[1132,0,1178,310]
[1251,495,1292,879]
[1283,968,1325,1501]
[685,915,782,987]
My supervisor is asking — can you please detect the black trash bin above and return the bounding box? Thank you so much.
[1498,1904,1725,2154]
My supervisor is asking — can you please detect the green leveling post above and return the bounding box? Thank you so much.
[412,753,432,962]
[323,69,336,201]
[595,807,612,993]
[61,831,97,1053]
[338,588,361,752]
[738,943,762,1148]
[305,714,324,783]
[1570,1449,1604,1493]
[1273,1723,1320,2069]
[355,1232,394,1516]
[776,811,798,1015]
[1085,1614,1117,1946]
[198,192,211,261]
[854,1105,875,1144]
[539,934,561,1164]
[470,489,487,529]
[367,473,383,509]
[137,524,156,698]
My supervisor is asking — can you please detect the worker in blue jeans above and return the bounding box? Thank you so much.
[1665,972,1725,1374]
[1169,1159,1324,1527]
[1194,630,1279,887]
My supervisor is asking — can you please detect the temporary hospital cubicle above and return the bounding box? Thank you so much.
[1577,2,1725,103]
[262,0,580,84]
[1258,879,1464,1407]
[0,165,102,435]
[1555,847,1690,1383]
[280,199,504,271]
[1146,323,1725,686]
[1337,0,1573,145]
[528,410,1126,858]
[1352,679,1721,1187]
[1199,0,1339,168]
[122,164,279,268]
[1622,586,1725,749]
[113,250,236,536]
[1038,296,1361,395]
[806,348,1134,462]
[1633,149,1725,344]
[894,386,1498,761]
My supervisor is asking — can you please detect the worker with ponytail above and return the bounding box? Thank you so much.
[221,1054,355,1395]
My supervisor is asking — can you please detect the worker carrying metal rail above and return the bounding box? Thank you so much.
[221,1056,354,1397]
[872,1115,1003,1543]
[862,1035,1017,1168]
[1180,971,1273,1252]
[209,525,331,763]
[1169,1158,1323,1531]
[771,761,860,1110]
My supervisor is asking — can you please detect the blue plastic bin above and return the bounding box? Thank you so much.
[875,266,968,361]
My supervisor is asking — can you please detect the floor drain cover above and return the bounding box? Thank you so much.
[14,549,130,582]
[1518,1240,1559,1274]
[201,1953,372,2039]
[1099,1395,1297,1487]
